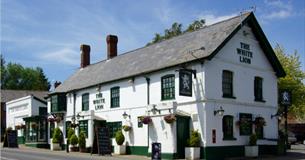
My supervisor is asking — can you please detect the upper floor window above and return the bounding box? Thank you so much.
[254,77,264,102]
[161,74,175,100]
[82,93,89,111]
[222,70,234,98]
[222,115,235,140]
[51,94,67,113]
[111,87,120,108]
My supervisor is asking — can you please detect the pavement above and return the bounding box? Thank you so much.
[0,144,304,160]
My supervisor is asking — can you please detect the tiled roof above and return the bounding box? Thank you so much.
[0,90,48,103]
[53,12,285,93]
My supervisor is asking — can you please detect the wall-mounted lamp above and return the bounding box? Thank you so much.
[151,105,160,115]
[122,111,131,119]
[214,106,225,116]
[271,113,281,119]
[76,113,84,120]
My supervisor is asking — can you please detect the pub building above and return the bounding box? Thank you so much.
[47,12,285,159]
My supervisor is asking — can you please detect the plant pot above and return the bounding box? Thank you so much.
[245,145,258,157]
[114,145,126,155]
[51,143,61,151]
[185,147,200,160]
[69,146,79,152]
[79,147,87,153]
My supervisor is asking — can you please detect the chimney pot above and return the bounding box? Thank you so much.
[106,35,118,59]
[80,44,90,68]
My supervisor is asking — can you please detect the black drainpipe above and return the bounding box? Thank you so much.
[145,77,150,154]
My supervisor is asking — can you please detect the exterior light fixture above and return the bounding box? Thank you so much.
[76,113,84,120]
[214,106,224,116]
[122,111,130,119]
[151,105,160,115]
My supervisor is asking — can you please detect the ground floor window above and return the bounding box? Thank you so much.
[107,121,122,138]
[24,116,48,143]
[79,120,88,137]
[239,113,252,135]
[222,115,235,140]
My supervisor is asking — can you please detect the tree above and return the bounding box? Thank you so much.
[147,19,205,45]
[0,55,50,91]
[275,44,305,120]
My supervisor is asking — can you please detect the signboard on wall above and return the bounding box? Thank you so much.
[179,69,193,97]
[93,93,105,110]
[152,143,161,160]
[236,42,253,64]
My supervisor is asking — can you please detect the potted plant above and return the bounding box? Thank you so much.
[69,134,79,152]
[122,125,131,132]
[141,116,152,125]
[164,114,176,124]
[185,130,201,160]
[78,131,86,152]
[245,134,258,157]
[51,127,62,151]
[114,130,126,154]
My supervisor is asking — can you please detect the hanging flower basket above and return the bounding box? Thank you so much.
[48,117,55,123]
[122,125,132,132]
[15,125,21,130]
[164,114,176,124]
[31,123,37,129]
[21,124,26,129]
[141,116,152,125]
[253,117,266,127]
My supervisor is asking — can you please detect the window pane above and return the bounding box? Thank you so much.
[254,77,263,101]
[82,93,89,111]
[79,120,88,137]
[161,75,175,100]
[222,71,233,97]
[111,87,120,108]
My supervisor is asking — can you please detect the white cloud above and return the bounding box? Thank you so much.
[40,48,79,65]
[262,0,294,20]
[198,13,237,25]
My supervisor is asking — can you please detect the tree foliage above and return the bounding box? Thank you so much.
[147,19,205,45]
[275,44,305,120]
[0,55,50,91]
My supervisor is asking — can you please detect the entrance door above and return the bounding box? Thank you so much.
[176,116,190,159]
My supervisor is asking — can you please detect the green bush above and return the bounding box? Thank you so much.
[67,128,75,143]
[70,134,78,146]
[115,130,125,145]
[52,127,63,143]
[249,134,257,146]
[187,130,201,147]
[78,132,86,149]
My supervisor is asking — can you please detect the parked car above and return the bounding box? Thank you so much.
[288,131,297,145]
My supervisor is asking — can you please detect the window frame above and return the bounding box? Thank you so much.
[110,87,120,108]
[107,121,122,138]
[222,115,236,140]
[222,70,235,99]
[161,74,175,100]
[254,77,265,102]
[82,93,90,111]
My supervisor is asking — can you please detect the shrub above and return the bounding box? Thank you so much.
[67,128,75,143]
[187,130,201,147]
[70,134,78,146]
[115,130,125,145]
[78,132,86,149]
[52,127,63,143]
[249,134,257,146]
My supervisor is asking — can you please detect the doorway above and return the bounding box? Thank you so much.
[176,116,190,159]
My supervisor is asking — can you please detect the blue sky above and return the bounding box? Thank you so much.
[1,0,305,85]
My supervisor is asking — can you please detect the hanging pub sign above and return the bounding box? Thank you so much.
[179,69,193,97]
[93,93,105,110]
[279,90,292,106]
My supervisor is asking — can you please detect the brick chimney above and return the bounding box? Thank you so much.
[80,44,90,68]
[54,81,61,88]
[106,35,118,59]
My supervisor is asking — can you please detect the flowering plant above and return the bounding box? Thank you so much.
[164,114,176,124]
[122,125,132,131]
[48,117,55,122]
[253,117,266,127]
[141,116,152,125]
